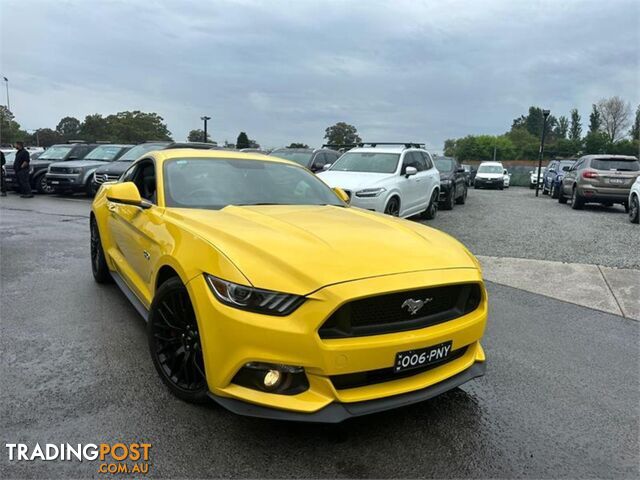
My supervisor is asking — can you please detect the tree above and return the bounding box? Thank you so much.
[443,139,456,157]
[597,96,632,142]
[236,131,250,149]
[105,111,172,143]
[0,106,28,145]
[630,105,640,141]
[324,122,361,146]
[188,129,211,143]
[511,106,556,141]
[288,142,309,148]
[30,128,62,147]
[569,109,582,141]
[506,128,540,160]
[588,104,601,134]
[584,131,609,154]
[56,116,81,140]
[79,114,110,141]
[555,116,569,139]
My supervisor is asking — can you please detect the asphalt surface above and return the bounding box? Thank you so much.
[425,186,640,269]
[1,193,639,478]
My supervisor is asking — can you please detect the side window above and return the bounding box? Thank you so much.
[421,152,434,169]
[573,159,585,171]
[133,159,157,203]
[402,152,422,172]
[414,152,427,171]
[312,152,327,168]
[121,163,138,183]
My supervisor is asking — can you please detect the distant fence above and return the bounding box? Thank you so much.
[466,160,550,187]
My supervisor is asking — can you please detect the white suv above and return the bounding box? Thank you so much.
[317,143,440,219]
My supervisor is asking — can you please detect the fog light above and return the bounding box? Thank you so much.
[263,369,281,388]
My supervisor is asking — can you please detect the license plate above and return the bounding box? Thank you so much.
[50,180,59,184]
[394,341,453,373]
[609,178,624,184]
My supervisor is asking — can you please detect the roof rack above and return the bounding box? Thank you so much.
[322,143,359,150]
[356,142,426,149]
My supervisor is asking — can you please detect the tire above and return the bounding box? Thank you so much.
[90,217,112,284]
[85,178,96,197]
[558,185,568,204]
[35,173,54,194]
[441,188,455,210]
[455,185,467,205]
[499,185,504,190]
[570,186,584,210]
[421,190,438,220]
[629,196,639,223]
[530,183,534,190]
[148,277,209,403]
[384,196,400,217]
[550,183,558,199]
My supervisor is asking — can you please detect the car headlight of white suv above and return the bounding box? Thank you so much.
[355,188,387,198]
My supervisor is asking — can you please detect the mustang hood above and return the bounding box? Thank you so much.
[317,171,395,191]
[167,205,478,295]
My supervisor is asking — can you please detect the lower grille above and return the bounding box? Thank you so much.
[330,346,468,390]
[319,283,482,339]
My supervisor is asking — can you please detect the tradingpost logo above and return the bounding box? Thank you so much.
[5,442,152,474]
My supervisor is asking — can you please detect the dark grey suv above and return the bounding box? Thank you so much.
[269,148,341,173]
[558,155,640,210]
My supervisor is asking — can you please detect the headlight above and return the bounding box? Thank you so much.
[355,188,386,198]
[205,274,305,316]
[440,179,451,186]
[69,168,81,174]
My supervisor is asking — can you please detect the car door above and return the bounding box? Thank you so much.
[398,151,424,214]
[106,159,164,302]
[545,161,557,188]
[420,152,440,207]
[453,160,465,197]
[562,159,583,194]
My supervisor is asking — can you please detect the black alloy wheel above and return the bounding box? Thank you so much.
[455,185,467,205]
[441,187,455,210]
[148,277,208,403]
[422,189,438,220]
[629,196,639,223]
[384,196,400,217]
[90,217,112,283]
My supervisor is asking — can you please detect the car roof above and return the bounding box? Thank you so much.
[478,161,503,166]
[584,154,638,160]
[343,145,424,154]
[151,148,297,167]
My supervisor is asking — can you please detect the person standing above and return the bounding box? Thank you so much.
[1,150,7,196]
[14,141,33,198]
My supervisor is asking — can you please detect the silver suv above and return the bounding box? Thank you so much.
[558,155,640,210]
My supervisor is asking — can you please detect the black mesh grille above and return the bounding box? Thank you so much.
[330,346,468,390]
[319,283,481,339]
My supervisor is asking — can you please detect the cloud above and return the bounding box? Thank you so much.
[1,0,638,150]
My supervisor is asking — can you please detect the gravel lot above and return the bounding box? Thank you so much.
[424,187,640,269]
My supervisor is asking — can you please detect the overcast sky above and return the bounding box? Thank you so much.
[1,0,638,151]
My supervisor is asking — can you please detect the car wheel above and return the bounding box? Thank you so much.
[148,277,209,403]
[630,195,639,223]
[570,186,584,210]
[455,185,467,205]
[421,190,438,220]
[35,173,53,194]
[85,179,96,197]
[442,188,455,210]
[530,183,534,190]
[499,185,504,190]
[90,217,112,284]
[384,196,400,216]
[474,183,479,189]
[550,183,557,199]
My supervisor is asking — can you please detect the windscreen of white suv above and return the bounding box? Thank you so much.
[478,165,503,174]
[330,152,399,173]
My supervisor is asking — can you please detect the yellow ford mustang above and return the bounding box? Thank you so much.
[90,149,487,422]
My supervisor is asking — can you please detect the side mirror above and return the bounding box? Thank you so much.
[105,182,151,209]
[333,187,350,203]
[405,166,418,177]
[456,167,465,173]
[323,163,332,171]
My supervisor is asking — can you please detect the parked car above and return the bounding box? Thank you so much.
[503,168,511,188]
[434,156,468,209]
[529,167,545,189]
[462,164,476,186]
[318,143,440,219]
[92,142,220,193]
[90,149,487,420]
[269,147,341,173]
[558,155,640,210]
[47,144,133,196]
[5,142,98,193]
[474,162,505,190]
[628,176,640,223]
[542,159,576,198]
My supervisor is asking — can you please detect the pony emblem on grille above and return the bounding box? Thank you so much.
[401,297,433,315]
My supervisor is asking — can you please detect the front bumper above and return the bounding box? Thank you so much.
[46,173,84,191]
[475,178,502,188]
[187,268,488,419]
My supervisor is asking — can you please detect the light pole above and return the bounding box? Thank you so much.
[2,77,10,112]
[200,116,211,143]
[535,109,550,197]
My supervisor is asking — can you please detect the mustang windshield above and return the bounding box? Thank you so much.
[163,158,345,209]
[330,152,399,173]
